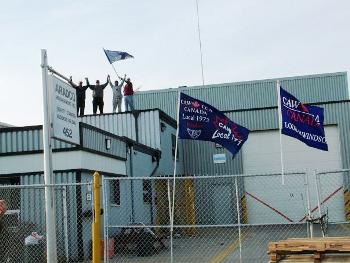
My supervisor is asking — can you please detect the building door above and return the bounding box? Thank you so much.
[242,126,343,224]
[213,184,235,225]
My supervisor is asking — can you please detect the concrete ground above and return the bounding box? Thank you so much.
[100,223,350,263]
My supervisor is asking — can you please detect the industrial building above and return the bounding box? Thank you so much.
[0,109,181,260]
[134,71,350,225]
[0,71,349,260]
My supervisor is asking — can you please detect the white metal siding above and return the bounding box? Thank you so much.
[242,126,343,224]
[0,151,126,175]
[80,111,161,149]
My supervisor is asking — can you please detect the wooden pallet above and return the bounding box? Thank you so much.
[268,237,350,263]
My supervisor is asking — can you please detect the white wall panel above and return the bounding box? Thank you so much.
[242,126,343,224]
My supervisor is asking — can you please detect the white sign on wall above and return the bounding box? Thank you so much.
[51,75,80,144]
[213,153,226,164]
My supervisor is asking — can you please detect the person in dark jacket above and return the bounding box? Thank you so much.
[69,77,89,117]
[123,77,135,111]
[86,76,109,114]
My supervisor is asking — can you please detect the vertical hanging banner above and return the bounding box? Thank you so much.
[179,92,249,156]
[51,75,80,144]
[280,87,328,151]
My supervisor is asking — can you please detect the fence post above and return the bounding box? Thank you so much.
[234,176,242,263]
[102,175,109,263]
[305,172,313,237]
[92,172,101,263]
[314,170,325,237]
[167,179,174,263]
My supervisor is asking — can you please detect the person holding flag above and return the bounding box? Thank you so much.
[86,76,109,115]
[103,49,135,112]
[108,74,126,113]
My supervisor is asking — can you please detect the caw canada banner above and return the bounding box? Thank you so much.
[178,92,250,156]
[280,87,328,151]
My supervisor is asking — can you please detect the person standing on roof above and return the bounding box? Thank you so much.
[123,77,135,111]
[86,76,109,114]
[69,77,89,117]
[108,74,126,113]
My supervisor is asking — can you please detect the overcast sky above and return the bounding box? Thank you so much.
[1,0,349,126]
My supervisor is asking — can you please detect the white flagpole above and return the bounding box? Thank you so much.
[103,48,121,79]
[110,63,121,79]
[277,80,285,185]
[41,49,58,263]
[170,90,181,263]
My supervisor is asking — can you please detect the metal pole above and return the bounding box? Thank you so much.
[167,179,173,263]
[101,175,108,263]
[195,0,205,86]
[305,172,313,238]
[110,63,121,79]
[170,91,181,263]
[234,177,243,263]
[315,171,323,218]
[62,186,69,262]
[48,66,71,82]
[276,80,285,185]
[314,170,324,237]
[92,172,101,263]
[41,49,58,263]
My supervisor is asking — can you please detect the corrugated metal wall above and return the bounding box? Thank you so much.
[80,110,162,149]
[81,124,127,159]
[81,114,136,141]
[0,126,73,153]
[135,72,348,119]
[0,125,127,160]
[137,110,161,150]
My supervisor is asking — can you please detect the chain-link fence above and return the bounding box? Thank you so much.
[0,182,92,263]
[102,170,350,263]
[1,171,349,263]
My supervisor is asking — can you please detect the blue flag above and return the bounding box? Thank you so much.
[103,49,134,64]
[280,87,328,151]
[179,92,250,156]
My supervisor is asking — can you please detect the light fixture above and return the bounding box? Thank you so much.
[160,122,166,132]
[105,138,111,150]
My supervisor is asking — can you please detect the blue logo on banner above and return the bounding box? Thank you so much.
[280,87,328,151]
[178,92,250,156]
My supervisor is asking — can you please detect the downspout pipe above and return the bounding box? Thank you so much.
[128,145,135,222]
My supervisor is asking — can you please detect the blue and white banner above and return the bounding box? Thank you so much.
[103,49,134,64]
[179,92,250,156]
[280,87,328,151]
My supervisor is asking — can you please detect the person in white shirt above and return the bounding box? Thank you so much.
[108,74,126,113]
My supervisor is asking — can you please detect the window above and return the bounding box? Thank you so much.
[172,134,179,160]
[110,180,120,206]
[143,180,152,204]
